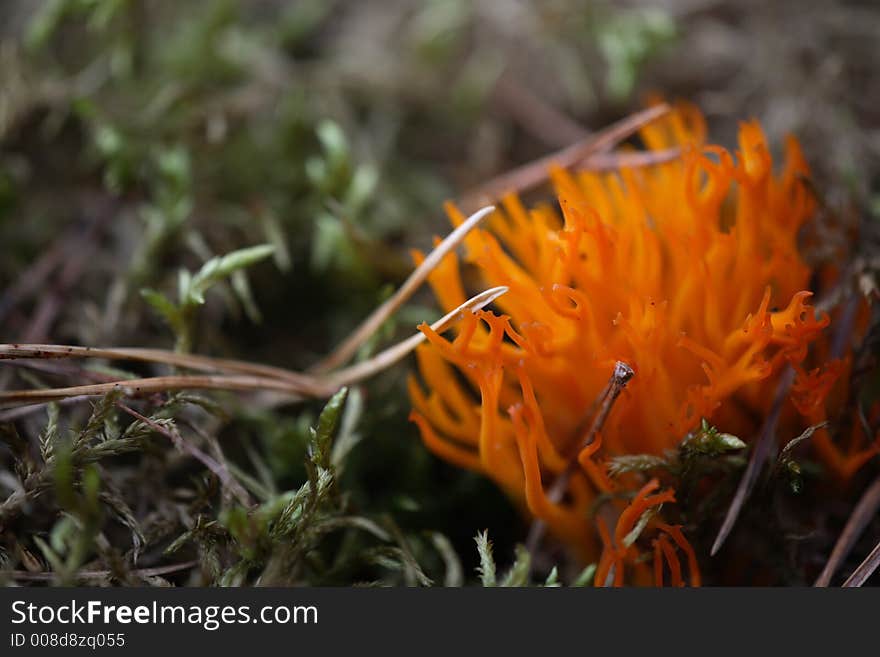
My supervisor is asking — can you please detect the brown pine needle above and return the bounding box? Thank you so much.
[713,279,863,558]
[323,286,509,389]
[1,560,199,583]
[0,287,508,406]
[842,539,880,587]
[711,366,795,556]
[0,374,317,406]
[3,208,499,389]
[309,205,496,374]
[0,344,315,385]
[314,108,673,376]
[117,402,252,507]
[459,103,671,211]
[1,109,676,412]
[580,147,681,172]
[815,474,880,586]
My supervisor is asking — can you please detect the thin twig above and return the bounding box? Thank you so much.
[116,403,251,507]
[0,375,319,405]
[815,474,880,586]
[181,415,254,506]
[0,211,106,325]
[526,361,634,555]
[1,560,199,583]
[579,147,681,172]
[0,207,498,385]
[711,366,795,556]
[0,344,320,387]
[0,395,97,422]
[0,358,120,383]
[842,539,880,587]
[830,295,861,360]
[0,287,509,406]
[567,362,636,458]
[322,286,509,388]
[309,205,496,373]
[459,104,670,212]
[490,72,589,148]
[0,242,65,324]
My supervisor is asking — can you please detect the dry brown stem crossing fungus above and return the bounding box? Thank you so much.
[0,106,673,410]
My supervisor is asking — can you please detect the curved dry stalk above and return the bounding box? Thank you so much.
[323,286,509,389]
[711,366,795,556]
[459,103,671,211]
[309,104,679,373]
[1,560,199,583]
[117,402,251,507]
[842,539,880,587]
[1,109,673,407]
[815,474,880,586]
[313,108,670,375]
[0,344,313,385]
[309,205,496,374]
[1,206,496,385]
[0,287,508,406]
[0,374,321,406]
[580,147,681,172]
[490,71,589,148]
[0,395,95,422]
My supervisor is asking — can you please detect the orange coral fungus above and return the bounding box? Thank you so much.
[407,103,874,584]
[594,479,700,587]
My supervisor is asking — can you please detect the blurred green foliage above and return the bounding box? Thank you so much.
[6,0,672,586]
[2,0,877,587]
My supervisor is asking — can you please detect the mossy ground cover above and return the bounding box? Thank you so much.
[1,0,879,586]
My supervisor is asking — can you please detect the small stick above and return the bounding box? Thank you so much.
[842,539,880,587]
[322,286,509,389]
[117,403,252,507]
[459,104,670,211]
[0,395,95,422]
[815,474,880,586]
[0,374,322,406]
[1,560,199,583]
[0,344,319,386]
[315,107,672,374]
[490,72,589,148]
[0,287,509,406]
[526,361,634,554]
[711,366,794,556]
[1,209,498,389]
[829,295,860,362]
[579,147,681,172]
[712,285,862,556]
